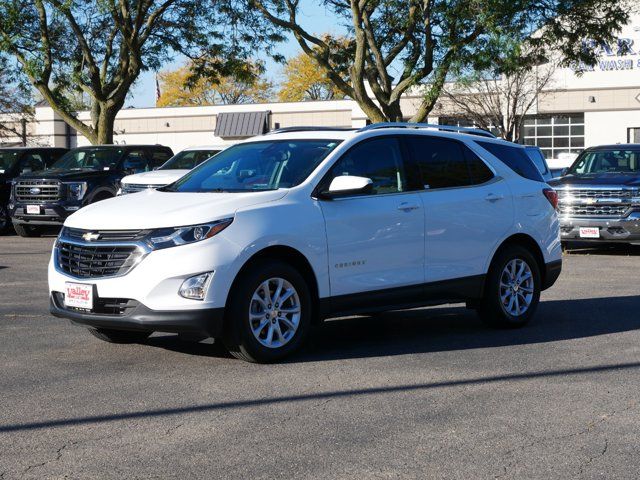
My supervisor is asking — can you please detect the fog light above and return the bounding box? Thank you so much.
[179,273,213,300]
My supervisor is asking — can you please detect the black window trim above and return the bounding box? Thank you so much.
[312,135,422,200]
[399,134,497,192]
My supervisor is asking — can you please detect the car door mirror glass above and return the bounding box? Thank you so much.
[323,175,373,198]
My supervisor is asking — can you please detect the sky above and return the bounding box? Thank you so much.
[128,3,345,108]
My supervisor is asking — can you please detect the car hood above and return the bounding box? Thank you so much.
[549,173,640,189]
[121,170,190,186]
[64,189,288,230]
[17,168,111,182]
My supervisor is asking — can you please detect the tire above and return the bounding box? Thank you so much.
[223,260,312,363]
[87,328,151,344]
[13,223,42,237]
[90,192,113,204]
[0,205,10,234]
[477,244,541,329]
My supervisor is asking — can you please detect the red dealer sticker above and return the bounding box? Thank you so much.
[64,283,93,310]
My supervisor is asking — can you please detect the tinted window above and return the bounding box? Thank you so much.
[19,153,45,174]
[406,136,485,189]
[0,151,19,174]
[326,138,406,194]
[168,140,340,193]
[524,147,549,175]
[476,141,544,182]
[161,150,221,170]
[150,149,172,168]
[568,149,640,175]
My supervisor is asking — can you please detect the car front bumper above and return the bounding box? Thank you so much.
[11,202,78,226]
[559,212,640,243]
[50,292,225,336]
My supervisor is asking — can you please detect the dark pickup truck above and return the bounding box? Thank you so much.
[0,147,68,233]
[549,144,640,245]
[9,144,173,237]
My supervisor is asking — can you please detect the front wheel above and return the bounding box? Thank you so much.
[13,223,42,237]
[477,245,541,329]
[87,328,151,344]
[223,260,312,363]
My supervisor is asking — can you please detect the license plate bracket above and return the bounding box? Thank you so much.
[64,282,94,310]
[26,205,41,215]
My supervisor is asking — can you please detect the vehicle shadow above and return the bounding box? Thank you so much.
[143,295,640,363]
[564,243,640,256]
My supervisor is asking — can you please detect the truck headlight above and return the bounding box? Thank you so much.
[64,182,87,200]
[146,218,233,250]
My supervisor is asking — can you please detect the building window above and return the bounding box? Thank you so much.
[521,114,584,159]
[627,127,640,143]
[438,117,502,137]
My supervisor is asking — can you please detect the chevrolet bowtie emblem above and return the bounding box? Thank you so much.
[82,232,100,242]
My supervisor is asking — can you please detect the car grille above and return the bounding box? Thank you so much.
[15,180,62,203]
[63,227,150,242]
[559,204,629,217]
[121,183,156,194]
[56,241,144,278]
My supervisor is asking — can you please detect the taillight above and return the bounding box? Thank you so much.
[543,188,558,209]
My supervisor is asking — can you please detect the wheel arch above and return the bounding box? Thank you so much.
[86,187,116,204]
[226,245,321,323]
[488,233,546,285]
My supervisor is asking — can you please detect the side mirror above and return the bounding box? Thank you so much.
[320,175,373,199]
[560,168,568,177]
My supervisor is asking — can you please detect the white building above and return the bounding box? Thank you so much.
[5,15,640,160]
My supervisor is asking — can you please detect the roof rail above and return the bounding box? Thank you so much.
[358,122,496,138]
[265,126,358,135]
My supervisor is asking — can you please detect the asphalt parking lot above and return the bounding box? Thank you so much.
[1,234,640,479]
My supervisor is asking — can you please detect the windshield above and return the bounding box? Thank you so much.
[160,149,221,170]
[568,149,640,175]
[51,148,125,170]
[0,151,19,174]
[166,140,341,193]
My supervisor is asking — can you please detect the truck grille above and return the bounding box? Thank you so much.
[559,204,629,217]
[121,183,156,194]
[15,180,62,203]
[558,188,636,200]
[56,241,144,279]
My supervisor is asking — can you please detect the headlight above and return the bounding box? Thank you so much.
[64,182,87,200]
[147,218,233,250]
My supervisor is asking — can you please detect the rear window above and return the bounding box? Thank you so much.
[476,141,544,182]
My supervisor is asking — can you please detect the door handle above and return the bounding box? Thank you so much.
[398,202,420,211]
[485,193,505,203]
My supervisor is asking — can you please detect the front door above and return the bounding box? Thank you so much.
[318,137,425,297]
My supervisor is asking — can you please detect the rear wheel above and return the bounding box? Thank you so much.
[13,223,42,237]
[87,328,151,344]
[223,260,312,363]
[477,245,541,328]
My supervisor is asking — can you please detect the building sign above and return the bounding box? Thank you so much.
[575,37,639,72]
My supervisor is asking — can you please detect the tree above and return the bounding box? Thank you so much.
[0,0,273,144]
[0,61,33,145]
[278,51,345,102]
[158,61,274,106]
[250,0,631,123]
[442,62,556,142]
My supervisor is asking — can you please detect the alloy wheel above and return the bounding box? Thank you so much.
[249,277,301,349]
[499,258,535,316]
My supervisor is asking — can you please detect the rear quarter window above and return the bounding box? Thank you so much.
[476,141,544,182]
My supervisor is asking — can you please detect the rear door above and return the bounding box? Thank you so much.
[404,135,514,283]
[318,136,425,297]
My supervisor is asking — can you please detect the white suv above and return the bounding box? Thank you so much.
[49,124,562,363]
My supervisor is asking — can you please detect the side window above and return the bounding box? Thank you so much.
[122,149,149,173]
[150,149,172,169]
[326,137,406,195]
[405,136,473,189]
[464,147,495,185]
[19,153,45,174]
[476,141,544,182]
